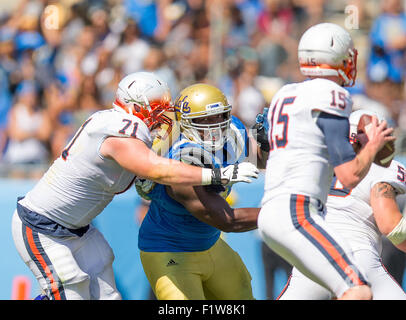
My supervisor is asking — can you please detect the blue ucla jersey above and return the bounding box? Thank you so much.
[138,116,248,252]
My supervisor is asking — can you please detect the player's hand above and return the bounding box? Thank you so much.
[212,162,259,185]
[365,116,395,154]
[251,108,270,152]
[135,178,156,200]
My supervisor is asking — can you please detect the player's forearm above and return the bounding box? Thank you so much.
[373,202,403,236]
[177,186,259,232]
[344,119,396,188]
[336,145,375,189]
[256,147,268,169]
[196,196,258,232]
[145,159,208,186]
[371,182,406,252]
[102,137,212,186]
[249,127,269,169]
[193,207,258,233]
[352,145,375,181]
[229,208,260,232]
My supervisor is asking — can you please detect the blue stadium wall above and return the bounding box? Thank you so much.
[1,173,288,300]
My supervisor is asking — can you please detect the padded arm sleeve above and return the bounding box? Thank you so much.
[316,112,356,167]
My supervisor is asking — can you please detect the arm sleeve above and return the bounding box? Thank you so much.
[316,112,356,167]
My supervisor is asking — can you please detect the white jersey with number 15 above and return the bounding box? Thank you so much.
[262,78,353,205]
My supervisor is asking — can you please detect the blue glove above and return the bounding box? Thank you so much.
[255,107,269,133]
[252,108,270,152]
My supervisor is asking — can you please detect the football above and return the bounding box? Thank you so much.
[356,114,395,168]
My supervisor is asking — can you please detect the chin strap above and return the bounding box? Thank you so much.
[337,69,352,87]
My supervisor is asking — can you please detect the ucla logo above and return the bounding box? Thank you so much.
[175,95,191,113]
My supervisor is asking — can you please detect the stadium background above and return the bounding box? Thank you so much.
[1,0,406,299]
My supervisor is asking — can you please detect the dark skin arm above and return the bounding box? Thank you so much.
[248,135,268,169]
[166,184,259,233]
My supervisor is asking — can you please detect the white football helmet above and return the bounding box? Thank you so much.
[113,72,174,132]
[298,23,358,87]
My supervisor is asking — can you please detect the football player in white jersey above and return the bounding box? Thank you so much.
[278,109,406,300]
[257,23,396,300]
[11,72,259,300]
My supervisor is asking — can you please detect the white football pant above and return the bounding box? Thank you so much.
[11,210,121,300]
[258,194,369,298]
[279,249,406,300]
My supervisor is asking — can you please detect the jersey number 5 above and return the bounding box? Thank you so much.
[397,165,406,183]
[269,97,296,151]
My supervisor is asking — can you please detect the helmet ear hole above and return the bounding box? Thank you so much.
[133,104,141,113]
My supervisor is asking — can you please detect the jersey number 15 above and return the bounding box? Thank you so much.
[269,97,296,151]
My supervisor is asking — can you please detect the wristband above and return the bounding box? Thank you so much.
[211,168,222,185]
[201,168,213,185]
[387,217,406,245]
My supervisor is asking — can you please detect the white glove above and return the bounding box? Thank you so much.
[215,162,259,185]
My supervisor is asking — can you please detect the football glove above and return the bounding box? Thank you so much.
[211,162,259,185]
[251,108,270,152]
[135,178,156,200]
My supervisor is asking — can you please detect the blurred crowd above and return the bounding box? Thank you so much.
[0,0,405,178]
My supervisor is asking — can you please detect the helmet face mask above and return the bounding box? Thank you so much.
[113,72,174,136]
[298,23,358,87]
[183,110,231,151]
[338,47,358,87]
[175,84,232,151]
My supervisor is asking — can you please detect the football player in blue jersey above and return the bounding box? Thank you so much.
[135,83,261,300]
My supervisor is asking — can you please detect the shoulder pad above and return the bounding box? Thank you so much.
[98,110,152,147]
[170,141,214,168]
[306,79,353,118]
[231,115,246,131]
